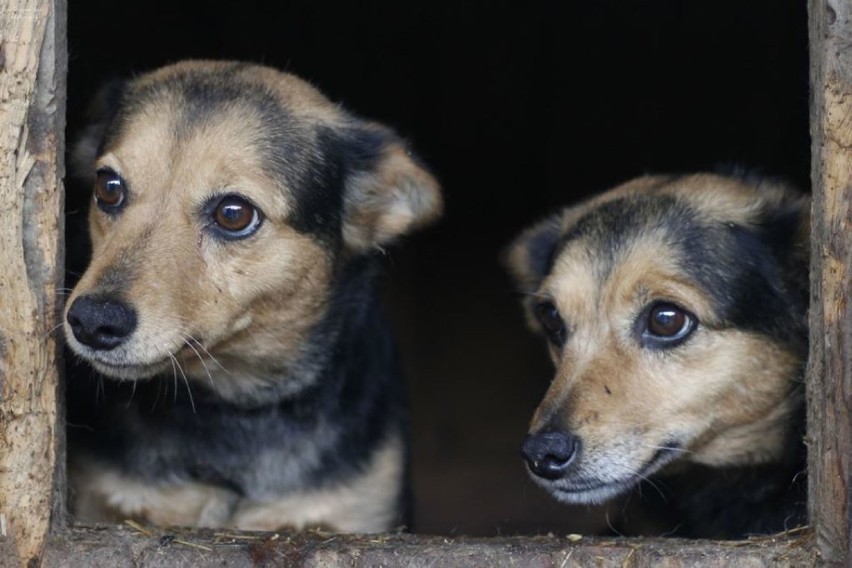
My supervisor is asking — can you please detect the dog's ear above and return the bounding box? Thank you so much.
[760,191,811,313]
[71,79,127,182]
[504,213,564,292]
[760,192,811,258]
[340,123,442,252]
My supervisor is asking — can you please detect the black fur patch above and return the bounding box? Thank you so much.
[283,125,390,244]
[511,214,563,290]
[89,79,128,158]
[557,195,687,281]
[526,216,563,285]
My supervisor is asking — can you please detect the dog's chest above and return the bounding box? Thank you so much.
[104,395,345,498]
[71,434,404,533]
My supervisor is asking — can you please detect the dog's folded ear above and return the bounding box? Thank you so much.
[340,123,442,252]
[760,192,811,258]
[504,213,564,292]
[759,190,811,314]
[71,79,127,182]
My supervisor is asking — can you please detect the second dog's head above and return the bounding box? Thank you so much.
[64,60,441,402]
[506,174,808,505]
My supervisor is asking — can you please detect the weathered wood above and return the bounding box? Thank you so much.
[807,0,852,566]
[35,526,814,568]
[0,0,66,566]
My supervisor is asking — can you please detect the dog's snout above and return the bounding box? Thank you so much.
[521,430,579,480]
[67,295,137,351]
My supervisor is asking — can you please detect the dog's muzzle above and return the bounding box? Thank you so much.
[67,294,138,351]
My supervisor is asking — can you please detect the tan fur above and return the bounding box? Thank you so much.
[511,174,808,501]
[71,100,334,397]
[135,60,345,123]
[71,457,237,528]
[231,436,404,532]
[343,140,443,251]
[70,436,403,533]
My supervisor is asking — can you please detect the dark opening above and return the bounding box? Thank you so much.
[66,0,809,536]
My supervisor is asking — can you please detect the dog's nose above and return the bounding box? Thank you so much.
[67,295,137,351]
[521,430,579,480]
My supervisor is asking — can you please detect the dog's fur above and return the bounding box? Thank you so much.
[506,173,809,538]
[64,60,441,532]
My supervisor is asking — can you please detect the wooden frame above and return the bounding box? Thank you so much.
[0,0,66,565]
[806,0,852,565]
[0,0,848,565]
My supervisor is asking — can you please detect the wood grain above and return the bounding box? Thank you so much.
[40,527,815,568]
[808,0,852,566]
[0,0,66,565]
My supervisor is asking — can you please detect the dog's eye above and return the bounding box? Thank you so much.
[212,195,262,238]
[642,302,696,348]
[94,170,126,211]
[534,301,567,345]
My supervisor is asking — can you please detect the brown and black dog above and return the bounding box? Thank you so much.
[64,60,441,532]
[506,173,809,538]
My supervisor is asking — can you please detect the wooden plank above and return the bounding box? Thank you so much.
[0,0,66,566]
[808,0,852,566]
[40,527,815,568]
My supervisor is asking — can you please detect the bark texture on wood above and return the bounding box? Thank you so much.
[0,0,66,566]
[808,1,852,566]
[38,527,815,568]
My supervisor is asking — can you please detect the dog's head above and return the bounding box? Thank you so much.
[506,174,809,505]
[64,61,441,402]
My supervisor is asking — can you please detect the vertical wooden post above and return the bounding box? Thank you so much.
[0,1,66,566]
[808,0,852,566]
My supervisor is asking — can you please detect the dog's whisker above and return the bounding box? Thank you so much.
[43,322,66,340]
[625,464,668,503]
[125,377,138,409]
[639,474,667,503]
[166,354,179,404]
[639,443,695,456]
[169,352,196,414]
[605,511,624,537]
[96,375,105,404]
[182,333,234,380]
[515,290,550,300]
[182,335,217,391]
[156,356,176,411]
[49,287,75,298]
[171,357,180,405]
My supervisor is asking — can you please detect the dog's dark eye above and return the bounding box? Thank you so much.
[212,195,262,238]
[641,302,696,348]
[534,301,567,345]
[94,170,126,211]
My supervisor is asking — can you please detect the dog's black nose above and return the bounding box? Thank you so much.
[522,430,579,480]
[67,295,137,350]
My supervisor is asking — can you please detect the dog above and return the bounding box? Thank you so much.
[505,173,809,538]
[63,60,441,533]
